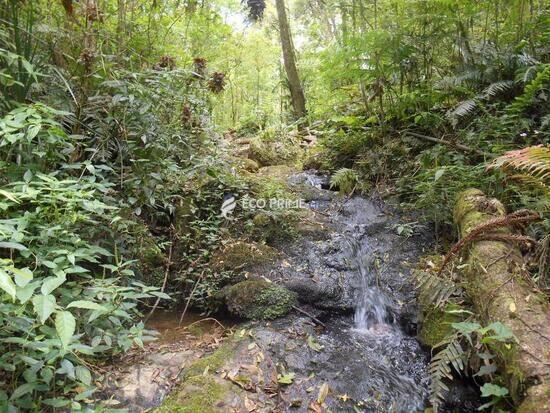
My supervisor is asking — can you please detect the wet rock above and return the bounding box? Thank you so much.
[222,279,298,320]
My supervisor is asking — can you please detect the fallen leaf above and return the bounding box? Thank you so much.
[244,396,256,412]
[277,372,295,385]
[317,382,329,404]
[307,335,324,352]
[308,401,322,413]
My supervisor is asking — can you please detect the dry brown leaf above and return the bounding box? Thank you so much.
[244,396,256,412]
[308,401,323,413]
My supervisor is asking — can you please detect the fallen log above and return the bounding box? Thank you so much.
[454,189,550,412]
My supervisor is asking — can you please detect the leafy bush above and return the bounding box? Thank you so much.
[0,102,169,409]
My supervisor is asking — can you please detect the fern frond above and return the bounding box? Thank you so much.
[330,168,359,195]
[448,99,477,119]
[414,271,462,308]
[489,145,550,183]
[507,64,550,115]
[429,334,467,412]
[482,80,515,98]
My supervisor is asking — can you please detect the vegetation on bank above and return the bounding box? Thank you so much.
[0,0,548,411]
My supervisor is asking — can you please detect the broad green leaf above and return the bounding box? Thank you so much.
[480,383,509,398]
[41,276,66,295]
[0,241,27,251]
[0,269,16,300]
[42,398,71,407]
[32,294,56,324]
[75,366,92,385]
[12,267,33,287]
[23,169,33,182]
[67,300,107,311]
[434,168,445,181]
[10,382,35,400]
[451,321,481,335]
[16,283,38,304]
[55,311,76,349]
[56,359,75,379]
[486,322,515,342]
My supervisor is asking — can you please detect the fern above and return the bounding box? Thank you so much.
[507,64,550,116]
[414,271,462,309]
[488,145,550,184]
[482,80,515,98]
[330,168,359,195]
[447,99,477,124]
[429,334,467,412]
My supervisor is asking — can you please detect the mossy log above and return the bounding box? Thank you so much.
[454,189,550,412]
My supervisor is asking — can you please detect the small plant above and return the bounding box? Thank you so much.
[429,320,515,412]
[330,168,359,195]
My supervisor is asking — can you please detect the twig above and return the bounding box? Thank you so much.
[179,270,206,326]
[184,317,226,330]
[145,242,173,322]
[292,305,326,328]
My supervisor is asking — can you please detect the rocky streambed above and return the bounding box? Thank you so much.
[101,169,479,412]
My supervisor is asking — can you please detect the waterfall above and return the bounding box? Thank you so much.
[349,238,392,330]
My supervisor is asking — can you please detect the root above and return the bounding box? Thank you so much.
[438,209,540,275]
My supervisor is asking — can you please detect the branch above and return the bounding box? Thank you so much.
[403,131,495,158]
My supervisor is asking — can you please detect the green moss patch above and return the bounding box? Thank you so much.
[223,279,297,320]
[156,374,233,413]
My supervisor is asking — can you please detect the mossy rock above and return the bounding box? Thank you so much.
[249,138,300,167]
[156,374,238,413]
[210,241,278,272]
[256,165,296,180]
[233,157,259,173]
[182,342,238,379]
[222,279,297,320]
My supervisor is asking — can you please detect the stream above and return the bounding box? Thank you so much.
[101,169,479,412]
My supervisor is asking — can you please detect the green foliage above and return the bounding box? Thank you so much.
[330,168,359,195]
[0,170,164,409]
[429,320,515,412]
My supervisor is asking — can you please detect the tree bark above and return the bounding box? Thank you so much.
[454,189,550,412]
[275,0,307,120]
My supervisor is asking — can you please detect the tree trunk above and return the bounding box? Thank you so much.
[454,189,550,412]
[275,0,307,120]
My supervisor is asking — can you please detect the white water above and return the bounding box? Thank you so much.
[349,239,393,331]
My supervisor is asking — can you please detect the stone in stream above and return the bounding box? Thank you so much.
[220,279,298,320]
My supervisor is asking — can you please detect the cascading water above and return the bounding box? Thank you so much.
[349,238,393,331]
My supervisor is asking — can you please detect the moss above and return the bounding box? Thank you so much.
[248,137,300,167]
[517,384,550,413]
[236,158,259,173]
[223,279,297,320]
[418,302,463,347]
[256,165,295,180]
[156,375,230,413]
[182,341,237,379]
[210,241,278,272]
